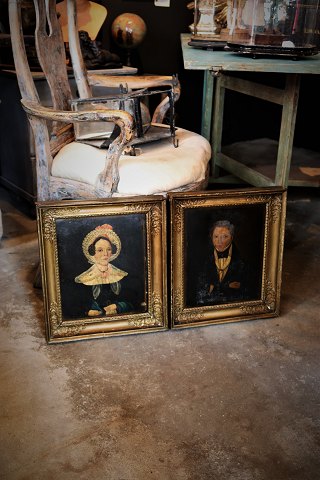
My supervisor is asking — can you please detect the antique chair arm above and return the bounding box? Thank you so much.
[21,99,134,140]
[21,99,134,195]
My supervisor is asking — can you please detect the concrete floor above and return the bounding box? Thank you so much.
[0,186,319,480]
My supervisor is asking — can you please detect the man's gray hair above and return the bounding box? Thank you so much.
[210,220,235,237]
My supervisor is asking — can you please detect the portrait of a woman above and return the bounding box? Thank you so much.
[75,223,136,317]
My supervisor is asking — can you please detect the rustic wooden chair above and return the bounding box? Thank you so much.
[8,0,211,202]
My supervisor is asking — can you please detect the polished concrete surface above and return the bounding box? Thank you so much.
[0,186,319,480]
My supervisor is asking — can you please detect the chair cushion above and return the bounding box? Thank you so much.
[51,127,211,195]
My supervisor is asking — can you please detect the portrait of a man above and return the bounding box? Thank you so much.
[170,189,286,328]
[196,219,250,306]
[184,205,264,308]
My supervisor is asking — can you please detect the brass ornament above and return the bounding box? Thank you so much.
[43,212,56,242]
[150,205,162,236]
[270,195,282,224]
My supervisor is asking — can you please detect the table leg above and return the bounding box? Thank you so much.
[208,72,302,187]
[201,70,215,141]
[275,74,300,187]
[212,73,225,179]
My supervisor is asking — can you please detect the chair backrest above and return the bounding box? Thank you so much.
[9,0,72,108]
[8,0,78,199]
[63,0,92,99]
[9,0,133,200]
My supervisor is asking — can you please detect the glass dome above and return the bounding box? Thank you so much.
[226,0,320,57]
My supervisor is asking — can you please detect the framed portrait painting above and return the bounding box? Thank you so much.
[36,195,167,343]
[169,187,287,328]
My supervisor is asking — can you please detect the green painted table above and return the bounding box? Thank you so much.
[181,33,320,187]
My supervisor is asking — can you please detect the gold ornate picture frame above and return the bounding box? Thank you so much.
[36,196,167,343]
[169,187,287,329]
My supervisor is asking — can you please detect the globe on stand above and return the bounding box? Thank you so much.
[111,13,147,67]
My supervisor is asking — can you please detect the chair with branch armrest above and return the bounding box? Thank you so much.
[8,0,211,202]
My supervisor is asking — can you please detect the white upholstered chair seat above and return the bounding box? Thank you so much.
[52,127,211,195]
